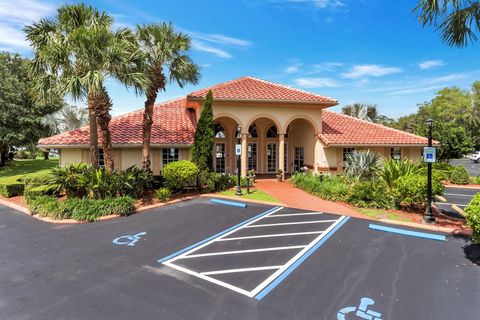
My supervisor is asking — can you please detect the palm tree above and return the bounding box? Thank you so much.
[342,103,378,122]
[135,23,200,170]
[414,0,480,47]
[25,4,149,170]
[42,104,89,134]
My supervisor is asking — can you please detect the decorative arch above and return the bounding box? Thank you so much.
[245,114,282,134]
[283,114,319,134]
[213,113,244,129]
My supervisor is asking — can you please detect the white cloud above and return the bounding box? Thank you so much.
[191,39,232,59]
[270,0,345,9]
[294,77,340,88]
[341,64,402,79]
[188,31,251,47]
[0,0,56,52]
[418,60,444,70]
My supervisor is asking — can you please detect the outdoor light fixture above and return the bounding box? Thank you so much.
[424,118,435,224]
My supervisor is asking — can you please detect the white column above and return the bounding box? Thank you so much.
[279,133,285,178]
[314,135,321,173]
[241,133,248,177]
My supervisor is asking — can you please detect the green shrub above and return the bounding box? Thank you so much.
[348,181,395,209]
[393,174,444,209]
[156,188,172,202]
[377,159,421,191]
[24,184,60,198]
[69,196,135,221]
[475,176,480,185]
[291,173,350,202]
[162,160,199,191]
[50,164,152,199]
[465,193,480,243]
[198,172,237,192]
[26,196,68,219]
[450,165,470,184]
[431,162,455,180]
[0,183,25,197]
[343,150,382,181]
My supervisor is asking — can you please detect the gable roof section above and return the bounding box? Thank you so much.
[38,98,196,147]
[188,76,338,105]
[319,110,431,146]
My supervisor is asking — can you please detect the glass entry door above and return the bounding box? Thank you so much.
[294,147,304,172]
[247,143,257,172]
[214,143,225,173]
[266,143,277,173]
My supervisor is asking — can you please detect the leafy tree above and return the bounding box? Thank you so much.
[414,0,480,47]
[192,90,215,172]
[25,4,149,170]
[134,23,200,170]
[42,104,88,135]
[0,52,62,166]
[342,103,378,122]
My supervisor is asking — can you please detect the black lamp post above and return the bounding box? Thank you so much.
[235,127,243,196]
[424,118,435,224]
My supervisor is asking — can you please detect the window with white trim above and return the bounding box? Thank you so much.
[343,147,355,162]
[162,148,179,166]
[391,147,401,160]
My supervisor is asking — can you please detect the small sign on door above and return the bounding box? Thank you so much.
[235,144,242,156]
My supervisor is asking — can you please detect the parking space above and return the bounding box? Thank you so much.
[159,206,348,298]
[0,198,479,319]
[435,186,479,218]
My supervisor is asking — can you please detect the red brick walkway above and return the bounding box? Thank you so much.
[255,179,363,218]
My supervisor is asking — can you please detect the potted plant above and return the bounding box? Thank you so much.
[249,169,256,183]
[276,168,283,182]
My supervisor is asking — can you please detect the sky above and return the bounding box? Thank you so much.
[1,0,479,118]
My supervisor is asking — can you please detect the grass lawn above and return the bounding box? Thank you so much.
[355,207,412,222]
[217,188,280,203]
[0,159,59,184]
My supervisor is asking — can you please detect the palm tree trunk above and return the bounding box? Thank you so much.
[88,93,99,167]
[93,89,114,171]
[141,72,165,171]
[141,90,158,170]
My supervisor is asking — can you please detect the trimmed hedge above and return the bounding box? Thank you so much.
[348,181,395,209]
[450,165,470,185]
[393,174,444,209]
[0,183,25,197]
[24,184,59,198]
[26,196,135,222]
[291,173,350,202]
[465,193,480,243]
[162,160,199,191]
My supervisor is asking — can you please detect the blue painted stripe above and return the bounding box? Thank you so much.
[368,224,446,241]
[210,198,247,208]
[255,216,350,301]
[157,206,281,263]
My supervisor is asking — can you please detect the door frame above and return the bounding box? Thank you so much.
[266,142,278,173]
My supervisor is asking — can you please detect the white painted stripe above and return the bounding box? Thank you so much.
[444,193,476,197]
[180,245,306,259]
[167,207,284,263]
[201,265,282,276]
[246,220,338,228]
[249,216,347,297]
[218,231,324,241]
[163,261,252,297]
[266,212,324,217]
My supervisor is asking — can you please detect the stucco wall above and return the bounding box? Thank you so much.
[60,149,83,166]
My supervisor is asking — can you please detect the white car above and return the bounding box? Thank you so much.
[466,151,480,163]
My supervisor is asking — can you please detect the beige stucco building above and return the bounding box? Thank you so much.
[38,76,429,177]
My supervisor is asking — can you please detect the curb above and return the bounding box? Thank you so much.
[0,197,30,215]
[379,218,459,234]
[200,193,286,207]
[443,184,480,190]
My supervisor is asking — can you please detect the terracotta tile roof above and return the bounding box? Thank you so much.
[38,98,196,147]
[188,76,338,104]
[319,110,431,146]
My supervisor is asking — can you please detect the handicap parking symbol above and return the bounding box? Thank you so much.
[112,232,147,247]
[337,297,382,320]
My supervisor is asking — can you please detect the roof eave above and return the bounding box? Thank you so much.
[187,96,338,107]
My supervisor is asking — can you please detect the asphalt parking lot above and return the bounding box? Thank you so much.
[435,186,479,219]
[450,158,480,176]
[1,198,479,320]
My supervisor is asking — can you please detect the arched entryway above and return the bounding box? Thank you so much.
[285,118,317,172]
[213,116,240,174]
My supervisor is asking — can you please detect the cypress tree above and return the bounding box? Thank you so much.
[192,90,214,172]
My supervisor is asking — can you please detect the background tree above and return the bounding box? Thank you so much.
[25,4,149,170]
[0,52,62,166]
[42,104,89,135]
[192,90,214,172]
[135,23,200,170]
[342,103,379,122]
[414,0,480,47]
